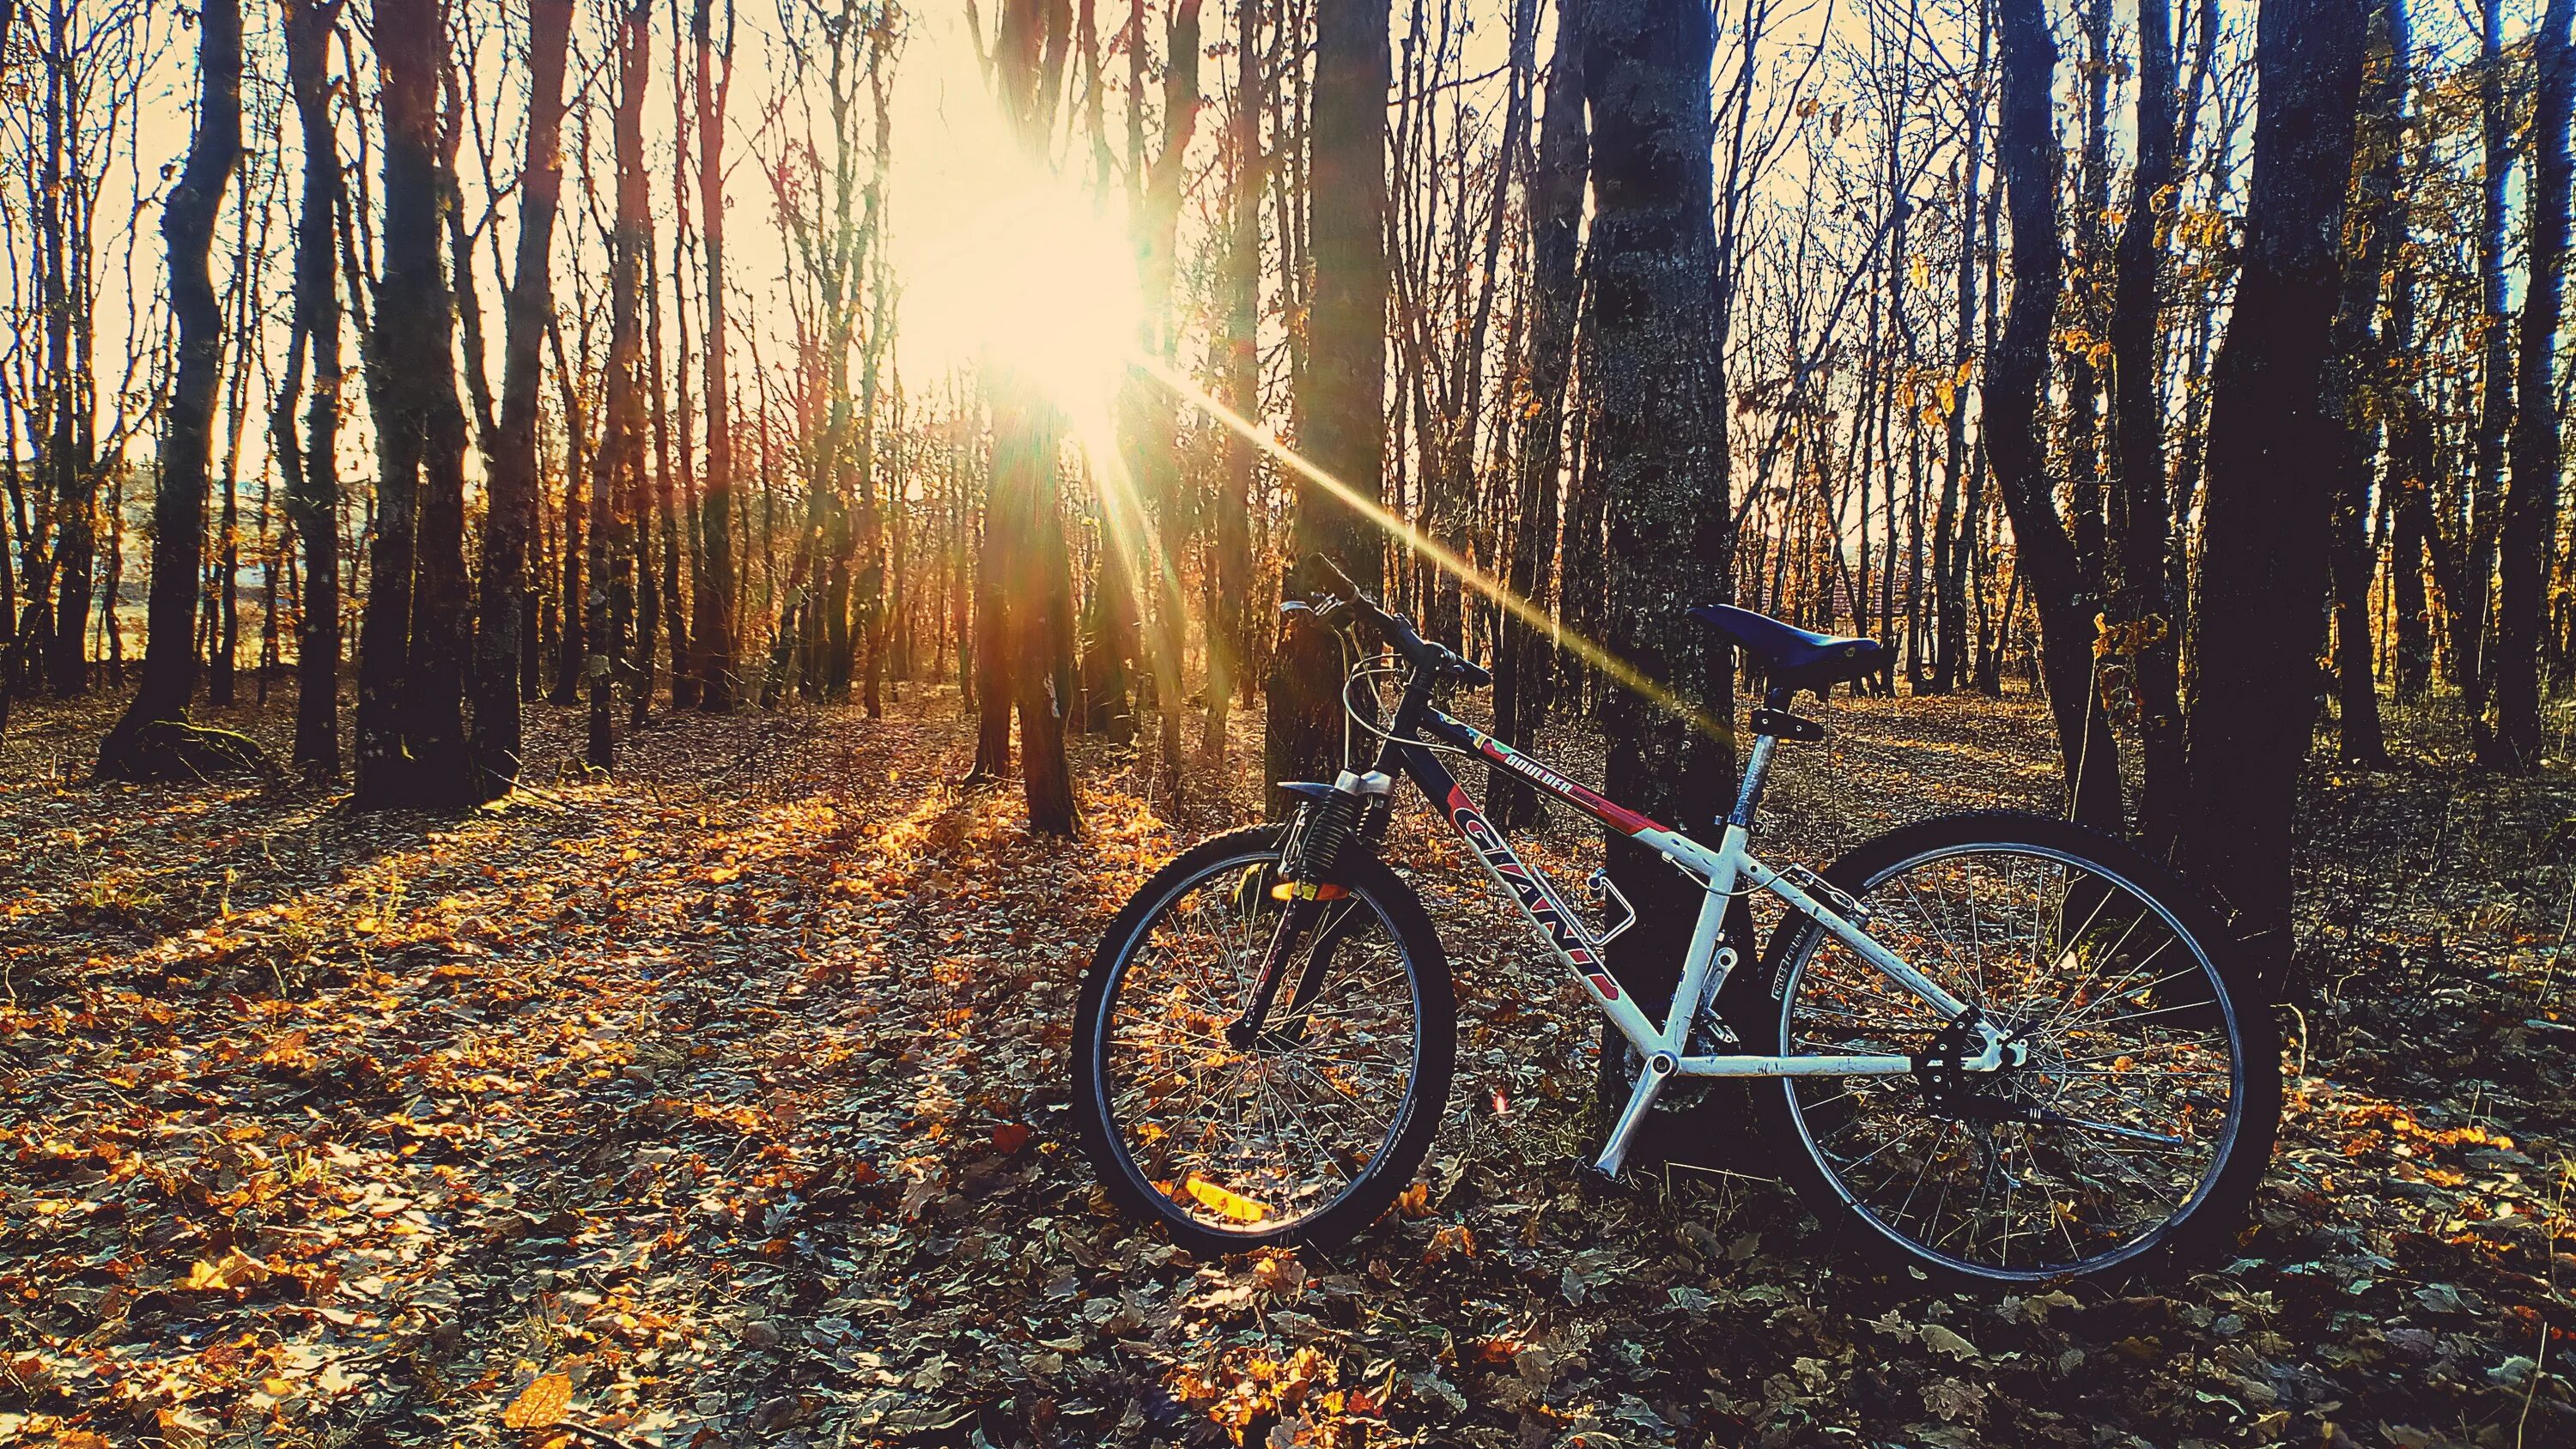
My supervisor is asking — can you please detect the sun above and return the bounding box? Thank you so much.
[906,173,1142,421]
[890,21,1143,429]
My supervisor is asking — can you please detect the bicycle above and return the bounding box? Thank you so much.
[1072,555,2279,1286]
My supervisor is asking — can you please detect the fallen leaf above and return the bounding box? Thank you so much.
[502,1373,573,1431]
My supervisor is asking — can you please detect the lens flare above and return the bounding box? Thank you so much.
[898,170,1141,421]
[889,21,1139,426]
[1129,356,1733,746]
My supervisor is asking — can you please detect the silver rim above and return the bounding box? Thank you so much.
[1778,842,2245,1278]
[1094,848,1425,1236]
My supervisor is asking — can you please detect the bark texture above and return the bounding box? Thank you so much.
[468,0,573,797]
[2494,0,2574,766]
[2181,0,2368,978]
[1264,0,1391,810]
[1578,0,1737,1030]
[98,0,242,779]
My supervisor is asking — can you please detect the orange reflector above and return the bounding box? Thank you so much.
[1269,881,1348,900]
[1180,1174,1275,1223]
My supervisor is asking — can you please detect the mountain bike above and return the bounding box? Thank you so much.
[1072,556,2279,1286]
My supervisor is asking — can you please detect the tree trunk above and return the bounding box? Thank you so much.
[355,0,476,809]
[42,0,88,700]
[1206,0,1263,761]
[1266,0,1390,811]
[692,0,739,711]
[1492,0,1588,830]
[647,231,688,725]
[2109,0,2183,844]
[1579,0,1738,1047]
[279,0,346,776]
[590,0,653,770]
[549,319,588,706]
[1984,0,2121,830]
[1110,0,1200,773]
[2181,0,2367,981]
[2321,0,2409,768]
[97,0,242,779]
[2459,0,2512,757]
[982,0,1080,836]
[1930,0,1986,697]
[2063,0,2112,628]
[2494,0,2574,766]
[469,0,572,798]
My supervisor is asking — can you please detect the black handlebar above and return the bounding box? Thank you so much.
[1291,554,1493,690]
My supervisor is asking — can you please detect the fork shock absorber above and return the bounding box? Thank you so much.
[1275,770,1394,899]
[1230,772,1393,1046]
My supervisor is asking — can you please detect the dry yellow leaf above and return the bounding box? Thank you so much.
[501,1373,572,1431]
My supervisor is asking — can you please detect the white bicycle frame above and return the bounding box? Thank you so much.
[1401,712,2009,1178]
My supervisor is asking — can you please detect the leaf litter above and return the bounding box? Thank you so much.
[0,684,2569,1447]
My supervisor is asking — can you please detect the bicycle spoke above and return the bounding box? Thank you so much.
[1095,846,1425,1236]
[1773,839,2249,1280]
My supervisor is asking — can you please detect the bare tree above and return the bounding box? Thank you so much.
[98,0,246,779]
[2182,0,2367,976]
[591,0,653,769]
[1266,0,1391,809]
[1984,0,2119,829]
[1491,0,1586,830]
[2320,0,2407,768]
[2494,0,2575,766]
[1579,0,1735,1056]
[469,0,574,797]
[277,0,349,777]
[2109,0,2183,840]
[976,0,1080,835]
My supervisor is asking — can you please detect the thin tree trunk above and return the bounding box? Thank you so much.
[278,0,346,774]
[469,0,571,797]
[2494,0,2574,765]
[2322,0,2408,767]
[1931,2,1985,695]
[98,0,241,777]
[1492,0,1587,829]
[591,0,653,769]
[2110,0,2183,843]
[1206,0,1262,761]
[549,318,588,705]
[43,0,88,700]
[2460,0,2512,757]
[692,0,738,711]
[1985,0,2120,830]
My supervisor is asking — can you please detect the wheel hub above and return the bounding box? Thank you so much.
[1912,1016,2028,1123]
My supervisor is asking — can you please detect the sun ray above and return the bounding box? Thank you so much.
[1129,356,1735,748]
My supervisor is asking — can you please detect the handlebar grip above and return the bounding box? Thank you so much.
[1448,655,1494,689]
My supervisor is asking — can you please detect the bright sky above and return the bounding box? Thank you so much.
[885,4,1144,433]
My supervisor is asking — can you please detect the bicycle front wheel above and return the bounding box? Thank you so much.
[1072,826,1455,1255]
[1751,811,2279,1287]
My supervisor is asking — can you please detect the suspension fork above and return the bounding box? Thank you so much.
[1225,895,1329,1047]
[1227,669,1429,1046]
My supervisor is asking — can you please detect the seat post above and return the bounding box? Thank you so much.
[1728,682,1795,830]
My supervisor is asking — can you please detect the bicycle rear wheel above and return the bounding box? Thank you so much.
[1751,811,2278,1287]
[1072,826,1455,1254]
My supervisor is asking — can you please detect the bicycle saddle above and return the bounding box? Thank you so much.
[1688,603,1888,688]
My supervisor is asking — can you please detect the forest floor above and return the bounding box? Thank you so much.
[2,678,2573,1449]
